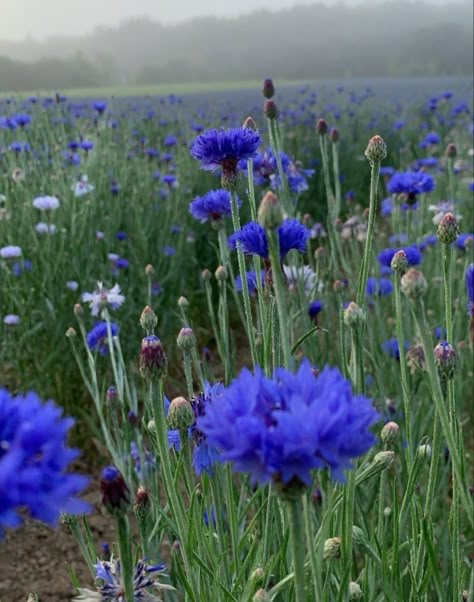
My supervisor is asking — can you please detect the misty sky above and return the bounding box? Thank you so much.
[1,0,323,40]
[0,0,454,41]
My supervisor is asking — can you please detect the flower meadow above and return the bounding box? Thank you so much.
[0,77,473,600]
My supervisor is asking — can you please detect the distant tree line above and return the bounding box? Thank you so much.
[0,1,472,92]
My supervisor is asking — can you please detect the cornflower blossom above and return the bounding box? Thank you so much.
[86,321,120,355]
[283,265,320,296]
[3,314,20,326]
[73,559,174,602]
[466,264,474,316]
[382,338,409,360]
[190,127,261,172]
[198,360,379,486]
[387,171,435,201]
[377,246,422,269]
[189,189,241,223]
[0,389,89,534]
[73,175,95,197]
[32,195,60,211]
[0,245,22,259]
[428,200,462,226]
[82,282,125,316]
[35,222,57,235]
[308,300,324,319]
[228,219,310,260]
[456,233,474,251]
[234,270,265,295]
[366,277,393,297]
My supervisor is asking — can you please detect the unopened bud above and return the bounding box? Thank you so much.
[445,143,457,159]
[401,268,428,300]
[352,525,368,547]
[73,303,83,317]
[201,268,212,281]
[134,486,151,522]
[215,265,228,281]
[177,326,196,351]
[100,466,131,517]
[262,78,275,99]
[316,118,328,136]
[145,264,155,277]
[437,212,460,245]
[434,341,457,380]
[106,386,117,401]
[314,246,326,260]
[243,116,258,131]
[329,128,340,143]
[178,296,189,308]
[264,100,279,120]
[167,396,195,430]
[253,589,271,602]
[406,344,426,373]
[365,135,387,163]
[343,301,365,326]
[324,537,341,560]
[373,450,395,470]
[258,190,283,230]
[391,249,408,274]
[251,567,264,583]
[349,582,363,600]
[381,421,400,446]
[140,305,157,332]
[139,335,167,380]
[66,327,77,338]
[418,444,432,459]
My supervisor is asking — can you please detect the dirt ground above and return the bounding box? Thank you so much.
[0,469,115,602]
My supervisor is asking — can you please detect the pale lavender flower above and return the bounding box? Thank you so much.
[0,246,22,259]
[35,222,57,234]
[32,195,60,211]
[82,282,125,316]
[3,314,20,326]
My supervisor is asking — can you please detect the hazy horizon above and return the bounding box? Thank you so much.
[0,0,457,41]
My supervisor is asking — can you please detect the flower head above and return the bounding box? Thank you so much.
[198,360,379,486]
[73,559,174,601]
[229,219,309,259]
[189,189,240,223]
[32,195,60,211]
[190,127,261,172]
[0,245,22,259]
[82,282,125,316]
[0,389,89,534]
[86,321,119,355]
[387,171,435,198]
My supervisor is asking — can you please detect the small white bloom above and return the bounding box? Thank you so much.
[73,175,95,198]
[0,245,22,258]
[283,265,323,296]
[33,195,60,211]
[82,282,125,316]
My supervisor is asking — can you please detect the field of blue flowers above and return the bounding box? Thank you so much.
[0,76,473,601]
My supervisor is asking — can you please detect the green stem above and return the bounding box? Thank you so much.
[303,494,321,602]
[287,497,307,602]
[331,141,342,221]
[268,231,292,367]
[117,515,134,602]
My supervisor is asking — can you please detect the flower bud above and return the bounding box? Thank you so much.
[73,303,84,317]
[391,249,408,274]
[401,268,428,300]
[127,410,138,426]
[406,344,426,373]
[201,268,212,281]
[352,525,368,547]
[178,296,189,308]
[381,421,400,446]
[262,78,275,99]
[139,335,167,380]
[264,100,279,120]
[418,444,432,459]
[329,127,340,143]
[323,537,341,560]
[140,305,157,332]
[445,143,457,159]
[167,396,195,430]
[177,326,196,352]
[253,589,271,602]
[215,265,228,281]
[364,135,387,164]
[316,118,328,136]
[436,212,460,245]
[100,466,131,517]
[243,116,258,131]
[343,302,365,327]
[314,246,326,260]
[65,327,77,338]
[434,341,457,380]
[373,450,395,470]
[106,386,117,402]
[251,567,264,583]
[145,263,155,277]
[133,486,151,525]
[349,582,363,600]
[258,190,283,230]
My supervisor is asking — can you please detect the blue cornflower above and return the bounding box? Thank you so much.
[190,127,261,171]
[382,338,409,360]
[380,167,395,177]
[164,134,177,147]
[73,559,173,601]
[130,442,156,480]
[308,300,324,319]
[0,389,89,534]
[466,263,474,316]
[381,197,394,217]
[377,246,422,268]
[234,270,265,295]
[434,326,447,340]
[456,233,474,251]
[421,131,441,146]
[86,321,120,355]
[387,171,435,197]
[229,219,309,259]
[92,101,107,114]
[189,189,240,223]
[366,277,393,297]
[198,360,379,486]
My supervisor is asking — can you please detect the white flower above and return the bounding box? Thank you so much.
[33,195,60,211]
[4,314,20,326]
[35,222,57,234]
[428,201,462,226]
[0,245,22,259]
[283,265,323,297]
[73,175,95,198]
[82,282,125,316]
[66,280,79,291]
